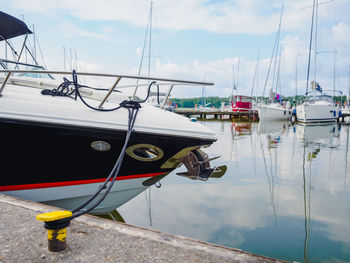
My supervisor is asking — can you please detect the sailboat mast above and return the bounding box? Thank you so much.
[348,65,350,104]
[148,1,153,78]
[313,0,319,86]
[251,50,260,97]
[262,5,283,98]
[236,57,240,95]
[132,2,152,99]
[305,0,317,95]
[231,64,235,100]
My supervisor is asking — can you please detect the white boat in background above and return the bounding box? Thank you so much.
[296,0,340,123]
[258,102,292,121]
[296,84,338,123]
[257,5,291,121]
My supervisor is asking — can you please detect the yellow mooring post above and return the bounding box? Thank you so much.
[36,211,72,252]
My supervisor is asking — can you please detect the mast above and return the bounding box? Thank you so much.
[262,5,283,99]
[295,54,299,104]
[132,1,153,99]
[348,65,350,104]
[63,46,66,72]
[313,0,318,86]
[32,24,36,61]
[231,64,235,100]
[148,1,153,78]
[333,52,336,97]
[251,50,260,98]
[305,0,317,95]
[236,56,240,95]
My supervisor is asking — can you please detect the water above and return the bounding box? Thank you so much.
[118,120,350,263]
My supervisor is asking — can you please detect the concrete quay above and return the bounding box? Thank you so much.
[0,194,287,263]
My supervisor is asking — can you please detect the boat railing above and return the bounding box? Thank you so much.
[0,69,213,108]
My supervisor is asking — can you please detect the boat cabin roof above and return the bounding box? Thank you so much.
[233,95,253,99]
[0,11,32,41]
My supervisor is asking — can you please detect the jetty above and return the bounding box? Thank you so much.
[0,194,286,263]
[175,108,259,121]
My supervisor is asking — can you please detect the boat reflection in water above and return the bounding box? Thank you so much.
[231,122,252,137]
[117,121,350,262]
[258,121,289,149]
[295,123,340,262]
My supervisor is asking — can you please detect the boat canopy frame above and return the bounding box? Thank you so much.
[0,12,45,74]
[0,11,32,41]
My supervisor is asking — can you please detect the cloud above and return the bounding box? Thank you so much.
[58,21,114,42]
[5,0,340,35]
[3,0,350,97]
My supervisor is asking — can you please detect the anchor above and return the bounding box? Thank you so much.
[177,149,227,181]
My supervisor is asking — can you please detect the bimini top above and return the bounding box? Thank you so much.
[0,11,32,41]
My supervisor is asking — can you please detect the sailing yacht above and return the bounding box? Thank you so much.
[296,82,339,123]
[296,0,340,123]
[257,5,292,121]
[258,90,292,121]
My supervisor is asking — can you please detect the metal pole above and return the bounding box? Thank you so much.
[0,72,12,96]
[98,77,122,108]
[0,69,214,85]
[148,1,153,79]
[305,0,316,95]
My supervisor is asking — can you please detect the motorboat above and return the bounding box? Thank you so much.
[0,12,220,215]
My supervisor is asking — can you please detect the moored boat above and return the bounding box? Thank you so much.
[258,102,292,121]
[231,95,255,112]
[0,11,220,215]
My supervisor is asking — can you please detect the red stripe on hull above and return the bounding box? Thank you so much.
[0,172,165,191]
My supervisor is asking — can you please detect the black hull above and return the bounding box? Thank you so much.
[0,118,214,190]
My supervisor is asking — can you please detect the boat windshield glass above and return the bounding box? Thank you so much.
[1,59,52,79]
[232,96,237,104]
[241,97,252,103]
[307,95,334,104]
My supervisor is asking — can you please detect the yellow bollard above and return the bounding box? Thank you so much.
[36,211,72,252]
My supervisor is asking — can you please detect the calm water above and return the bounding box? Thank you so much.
[118,120,350,263]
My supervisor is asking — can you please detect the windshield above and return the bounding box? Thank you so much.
[307,95,334,104]
[0,59,53,79]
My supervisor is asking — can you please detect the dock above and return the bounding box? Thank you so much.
[0,194,287,263]
[175,108,350,123]
[175,108,259,121]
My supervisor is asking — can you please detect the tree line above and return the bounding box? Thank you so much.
[169,95,349,108]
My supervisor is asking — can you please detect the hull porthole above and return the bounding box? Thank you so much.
[91,141,111,152]
[126,144,164,162]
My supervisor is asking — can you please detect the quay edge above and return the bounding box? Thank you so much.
[0,194,288,263]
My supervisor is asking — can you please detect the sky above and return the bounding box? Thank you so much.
[1,0,350,98]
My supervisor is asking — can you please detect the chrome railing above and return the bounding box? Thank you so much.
[0,69,214,108]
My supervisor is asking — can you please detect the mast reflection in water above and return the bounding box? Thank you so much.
[116,121,350,262]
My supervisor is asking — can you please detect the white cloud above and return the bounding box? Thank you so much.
[3,0,350,97]
[6,0,344,35]
[58,21,114,42]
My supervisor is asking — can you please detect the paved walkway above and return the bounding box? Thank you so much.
[0,194,287,263]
